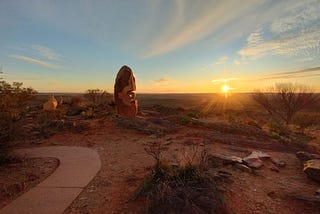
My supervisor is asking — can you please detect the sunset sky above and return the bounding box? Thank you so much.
[0,0,319,93]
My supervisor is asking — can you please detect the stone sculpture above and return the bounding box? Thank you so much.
[114,65,138,116]
[43,94,58,111]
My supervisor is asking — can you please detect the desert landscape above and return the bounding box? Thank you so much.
[1,81,320,213]
[1,1,320,213]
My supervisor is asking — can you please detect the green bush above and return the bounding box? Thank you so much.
[0,81,37,162]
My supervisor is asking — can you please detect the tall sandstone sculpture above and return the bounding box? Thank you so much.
[114,65,138,116]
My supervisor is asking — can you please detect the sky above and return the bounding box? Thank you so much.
[0,0,319,93]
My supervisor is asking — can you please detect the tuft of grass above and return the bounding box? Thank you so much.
[136,142,229,214]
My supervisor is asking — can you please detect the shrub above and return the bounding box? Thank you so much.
[81,108,95,119]
[186,110,200,119]
[84,89,113,108]
[34,112,86,138]
[0,81,37,161]
[293,112,320,133]
[264,121,287,139]
[137,142,227,213]
[70,96,85,107]
[252,82,320,124]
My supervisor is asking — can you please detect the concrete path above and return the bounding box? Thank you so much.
[1,146,101,214]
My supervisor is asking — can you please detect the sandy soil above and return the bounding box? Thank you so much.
[0,157,59,208]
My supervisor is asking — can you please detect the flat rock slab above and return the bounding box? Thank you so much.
[1,146,101,214]
[303,159,320,183]
[296,151,320,163]
[209,153,243,164]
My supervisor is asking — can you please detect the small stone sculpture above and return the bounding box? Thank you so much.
[114,65,138,116]
[43,94,58,111]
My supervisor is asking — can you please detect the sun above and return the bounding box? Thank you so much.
[222,84,230,93]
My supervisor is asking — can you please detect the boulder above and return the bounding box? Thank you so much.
[296,151,320,163]
[243,157,263,169]
[243,151,271,169]
[303,159,320,183]
[43,95,58,111]
[114,65,138,116]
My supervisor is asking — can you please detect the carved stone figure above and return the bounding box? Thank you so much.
[114,65,138,116]
[43,94,58,111]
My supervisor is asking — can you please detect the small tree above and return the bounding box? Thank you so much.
[252,83,320,124]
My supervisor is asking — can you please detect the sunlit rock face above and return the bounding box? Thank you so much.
[114,65,138,116]
[43,94,58,111]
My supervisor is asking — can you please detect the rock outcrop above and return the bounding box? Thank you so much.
[114,65,138,116]
[243,151,271,169]
[296,151,320,163]
[43,95,58,111]
[209,150,285,171]
[303,159,320,183]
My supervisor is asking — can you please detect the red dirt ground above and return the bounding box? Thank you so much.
[2,115,320,213]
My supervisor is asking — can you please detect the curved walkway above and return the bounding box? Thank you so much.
[1,146,101,214]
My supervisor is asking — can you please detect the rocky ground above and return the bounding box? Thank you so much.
[1,106,320,213]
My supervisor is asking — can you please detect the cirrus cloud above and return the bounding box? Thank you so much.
[238,0,320,61]
[9,54,57,69]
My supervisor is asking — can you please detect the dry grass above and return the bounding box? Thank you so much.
[136,142,229,214]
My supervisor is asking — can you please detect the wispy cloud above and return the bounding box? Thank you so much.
[211,77,239,85]
[239,0,320,61]
[233,60,241,66]
[141,0,261,57]
[246,28,263,47]
[258,67,320,80]
[214,56,228,65]
[154,77,169,83]
[30,45,60,60]
[10,44,61,61]
[153,77,170,85]
[9,55,57,69]
[271,0,319,35]
[239,27,320,60]
[8,44,61,69]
